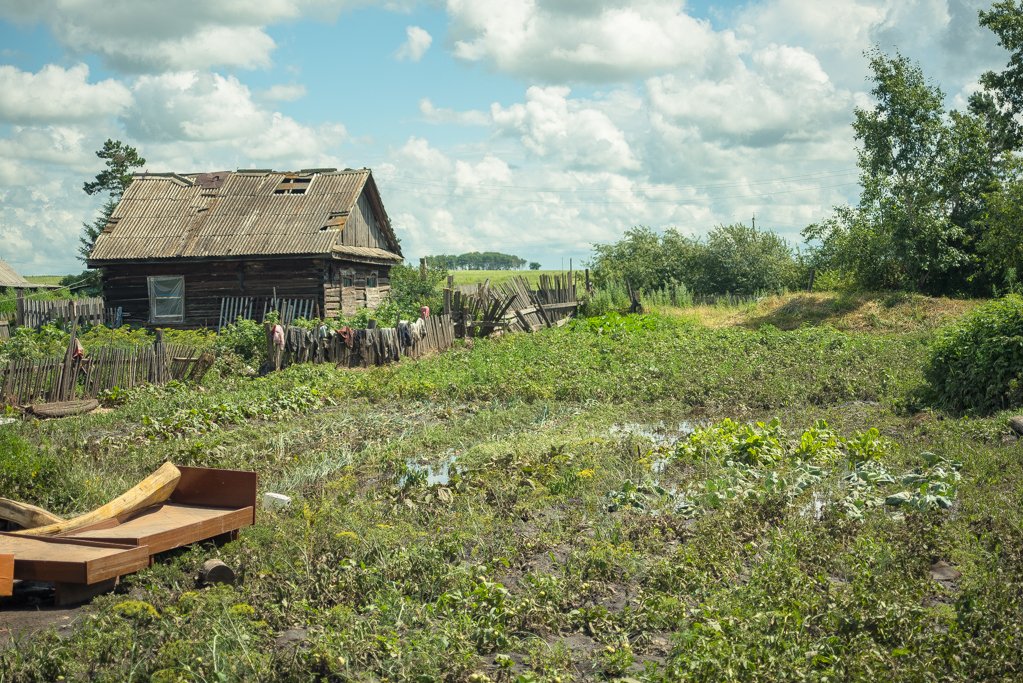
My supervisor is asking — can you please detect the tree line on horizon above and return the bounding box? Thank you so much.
[592,1,1023,299]
[424,252,540,271]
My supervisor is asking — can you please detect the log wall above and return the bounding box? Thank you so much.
[102,257,391,328]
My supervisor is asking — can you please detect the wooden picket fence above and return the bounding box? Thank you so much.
[1,341,212,406]
[217,296,317,331]
[15,296,107,329]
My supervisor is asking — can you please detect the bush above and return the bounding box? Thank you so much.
[925,294,1023,412]
[214,318,266,364]
[0,432,61,503]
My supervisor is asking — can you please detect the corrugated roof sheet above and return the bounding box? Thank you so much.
[332,245,404,262]
[89,169,402,263]
[0,259,34,288]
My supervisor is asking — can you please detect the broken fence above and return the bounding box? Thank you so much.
[445,274,578,336]
[1,342,213,406]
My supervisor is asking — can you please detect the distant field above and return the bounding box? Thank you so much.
[447,269,572,287]
[24,275,63,285]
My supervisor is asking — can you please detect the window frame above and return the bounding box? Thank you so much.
[366,270,378,288]
[342,269,355,288]
[147,275,185,323]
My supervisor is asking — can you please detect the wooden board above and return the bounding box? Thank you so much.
[0,534,149,585]
[171,466,258,525]
[0,553,12,596]
[65,503,254,554]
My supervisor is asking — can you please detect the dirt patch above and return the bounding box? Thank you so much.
[0,591,85,648]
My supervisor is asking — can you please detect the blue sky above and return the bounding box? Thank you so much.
[0,0,1008,275]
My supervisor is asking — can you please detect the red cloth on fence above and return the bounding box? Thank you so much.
[338,326,355,348]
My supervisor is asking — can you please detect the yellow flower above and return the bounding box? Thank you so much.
[577,468,595,479]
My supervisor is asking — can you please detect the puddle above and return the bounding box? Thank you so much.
[611,422,702,478]
[609,421,698,447]
[800,492,827,521]
[403,450,459,486]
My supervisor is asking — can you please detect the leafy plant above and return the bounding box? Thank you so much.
[925,294,1023,412]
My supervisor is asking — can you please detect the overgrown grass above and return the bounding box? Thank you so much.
[1,305,1021,681]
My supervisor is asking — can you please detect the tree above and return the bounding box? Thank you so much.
[696,223,798,295]
[806,50,994,294]
[79,139,146,263]
[976,1,1023,149]
[529,261,541,270]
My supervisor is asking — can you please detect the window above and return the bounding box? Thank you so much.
[367,271,378,288]
[273,175,312,195]
[342,269,354,288]
[148,276,184,323]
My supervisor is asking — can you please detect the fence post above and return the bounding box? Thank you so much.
[15,289,25,327]
[153,329,166,384]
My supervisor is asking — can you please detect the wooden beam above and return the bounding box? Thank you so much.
[13,462,181,537]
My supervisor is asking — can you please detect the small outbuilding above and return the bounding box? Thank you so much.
[87,168,403,328]
[0,259,53,290]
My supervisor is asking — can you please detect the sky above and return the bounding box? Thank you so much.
[0,0,1010,275]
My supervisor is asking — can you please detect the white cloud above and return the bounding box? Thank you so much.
[261,83,307,102]
[0,64,132,124]
[446,0,722,81]
[396,26,433,62]
[419,99,489,126]
[491,86,641,171]
[0,0,376,73]
[646,44,851,146]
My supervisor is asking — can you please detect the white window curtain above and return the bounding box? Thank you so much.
[148,276,184,322]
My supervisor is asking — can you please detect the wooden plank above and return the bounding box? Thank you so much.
[0,534,150,585]
[66,504,253,555]
[171,466,258,519]
[0,553,12,596]
[15,462,181,537]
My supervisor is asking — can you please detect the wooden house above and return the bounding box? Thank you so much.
[87,168,403,328]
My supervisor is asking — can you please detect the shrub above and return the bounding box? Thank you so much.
[925,294,1023,412]
[214,318,267,364]
[0,432,61,503]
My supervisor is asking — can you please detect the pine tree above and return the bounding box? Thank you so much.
[79,139,145,263]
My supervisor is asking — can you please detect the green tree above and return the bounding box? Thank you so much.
[806,50,995,294]
[977,1,1023,149]
[79,139,146,263]
[696,223,798,295]
[529,261,541,270]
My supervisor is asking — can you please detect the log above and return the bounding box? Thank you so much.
[200,559,236,586]
[14,462,182,536]
[0,498,64,529]
[1009,415,1023,436]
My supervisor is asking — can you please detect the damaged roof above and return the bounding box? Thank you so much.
[0,259,36,288]
[88,168,402,264]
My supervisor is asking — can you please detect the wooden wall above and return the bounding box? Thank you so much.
[102,257,392,327]
[339,194,389,250]
[323,261,391,317]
